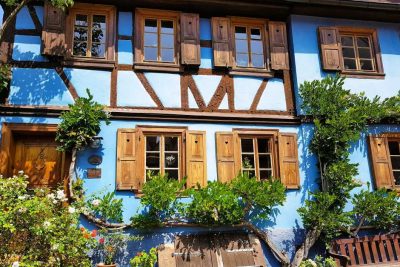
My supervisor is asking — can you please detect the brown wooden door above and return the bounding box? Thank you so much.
[13,135,69,188]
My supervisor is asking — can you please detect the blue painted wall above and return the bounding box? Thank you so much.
[290,15,400,114]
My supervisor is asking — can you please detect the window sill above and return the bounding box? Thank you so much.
[229,68,275,78]
[63,58,116,69]
[340,71,385,79]
[134,62,182,73]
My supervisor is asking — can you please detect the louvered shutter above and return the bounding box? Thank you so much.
[368,135,394,189]
[116,129,144,190]
[134,9,144,63]
[185,131,207,188]
[181,13,200,65]
[211,17,232,67]
[318,27,343,71]
[42,1,66,56]
[268,21,290,70]
[278,133,300,189]
[216,132,239,183]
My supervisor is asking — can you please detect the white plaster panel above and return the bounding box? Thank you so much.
[258,78,287,111]
[219,94,229,109]
[145,73,181,108]
[233,77,262,110]
[192,75,221,106]
[117,71,157,107]
[188,89,198,109]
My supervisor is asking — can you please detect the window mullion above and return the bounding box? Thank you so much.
[354,35,361,71]
[247,27,252,68]
[87,14,93,57]
[254,138,260,181]
[160,135,165,176]
[157,19,161,62]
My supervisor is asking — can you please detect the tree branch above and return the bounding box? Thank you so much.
[0,0,32,42]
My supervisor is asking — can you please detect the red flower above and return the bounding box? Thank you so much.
[99,237,105,244]
[83,232,90,239]
[91,230,97,237]
[136,252,142,257]
[80,227,85,232]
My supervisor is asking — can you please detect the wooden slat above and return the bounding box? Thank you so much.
[371,241,380,264]
[393,236,400,260]
[354,242,364,265]
[348,243,357,265]
[363,241,372,265]
[386,239,395,262]
[379,240,388,263]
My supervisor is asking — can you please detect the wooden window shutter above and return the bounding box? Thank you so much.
[211,17,232,67]
[249,234,268,267]
[180,13,200,65]
[116,129,144,191]
[185,131,207,188]
[134,9,144,64]
[318,27,343,71]
[368,135,394,189]
[174,235,217,267]
[216,132,239,183]
[158,243,176,267]
[42,1,66,56]
[278,133,300,189]
[268,21,290,70]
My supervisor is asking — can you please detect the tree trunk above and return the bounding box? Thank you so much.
[291,227,321,267]
[68,148,77,198]
[0,0,31,43]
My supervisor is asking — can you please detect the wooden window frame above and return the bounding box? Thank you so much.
[388,137,400,188]
[234,129,279,181]
[135,9,181,72]
[229,17,273,77]
[65,3,116,68]
[138,126,187,183]
[338,27,384,78]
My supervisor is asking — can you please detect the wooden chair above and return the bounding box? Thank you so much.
[330,234,400,266]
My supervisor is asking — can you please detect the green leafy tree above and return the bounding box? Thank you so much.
[0,0,74,42]
[86,191,123,223]
[292,75,399,266]
[0,173,97,266]
[130,248,157,267]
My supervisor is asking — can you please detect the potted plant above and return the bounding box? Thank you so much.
[95,230,141,267]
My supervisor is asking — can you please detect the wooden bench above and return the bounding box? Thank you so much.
[330,234,400,266]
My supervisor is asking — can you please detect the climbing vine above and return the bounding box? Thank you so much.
[292,75,400,266]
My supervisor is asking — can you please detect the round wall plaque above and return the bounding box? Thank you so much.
[88,155,102,165]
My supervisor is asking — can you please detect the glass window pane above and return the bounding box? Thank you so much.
[91,43,105,57]
[360,59,373,71]
[358,48,371,59]
[260,170,272,180]
[344,58,357,70]
[93,15,106,29]
[259,155,272,169]
[146,136,160,151]
[146,153,160,168]
[251,54,264,68]
[74,28,88,41]
[144,33,157,47]
[357,37,370,48]
[244,170,256,178]
[75,14,88,26]
[161,20,174,34]
[146,169,160,177]
[235,39,248,53]
[257,138,271,153]
[161,48,174,62]
[92,28,105,43]
[236,53,249,67]
[341,36,354,47]
[145,19,157,32]
[161,34,174,48]
[242,154,255,169]
[165,137,178,151]
[73,42,87,56]
[144,47,158,61]
[241,139,254,153]
[251,40,263,54]
[165,169,179,180]
[235,27,247,39]
[165,153,179,168]
[394,171,400,186]
[342,48,355,58]
[391,157,400,170]
[250,28,261,40]
[389,141,400,155]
